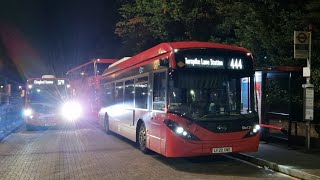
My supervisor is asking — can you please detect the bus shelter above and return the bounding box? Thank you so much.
[255,66,303,146]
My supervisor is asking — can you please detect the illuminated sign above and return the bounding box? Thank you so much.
[34,80,54,85]
[185,57,224,67]
[57,80,65,85]
[31,79,67,85]
[178,55,248,70]
[135,84,148,88]
[230,58,243,69]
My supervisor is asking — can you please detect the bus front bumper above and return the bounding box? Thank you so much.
[164,131,260,157]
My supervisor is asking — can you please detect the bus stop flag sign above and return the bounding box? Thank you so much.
[294,31,309,59]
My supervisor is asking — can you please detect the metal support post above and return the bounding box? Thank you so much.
[306,121,311,149]
[304,31,312,150]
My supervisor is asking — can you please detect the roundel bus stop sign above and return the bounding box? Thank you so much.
[294,31,310,59]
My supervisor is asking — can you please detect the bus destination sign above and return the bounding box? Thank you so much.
[33,80,54,85]
[184,57,224,68]
[183,57,243,70]
[32,79,65,85]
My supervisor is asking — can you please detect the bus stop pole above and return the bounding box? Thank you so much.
[305,32,312,150]
[288,72,292,147]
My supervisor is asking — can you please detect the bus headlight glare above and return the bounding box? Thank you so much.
[253,124,260,133]
[175,127,189,137]
[164,119,200,140]
[23,108,32,116]
[61,101,82,121]
[182,131,188,136]
[176,127,184,134]
[254,124,261,130]
[243,124,260,138]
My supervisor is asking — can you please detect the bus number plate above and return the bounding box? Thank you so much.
[44,123,56,126]
[212,147,232,153]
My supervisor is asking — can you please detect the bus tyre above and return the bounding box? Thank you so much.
[104,116,111,135]
[138,123,149,154]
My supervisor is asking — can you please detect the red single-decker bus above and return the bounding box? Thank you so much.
[24,75,82,130]
[99,42,260,157]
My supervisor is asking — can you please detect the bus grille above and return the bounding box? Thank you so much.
[196,120,254,133]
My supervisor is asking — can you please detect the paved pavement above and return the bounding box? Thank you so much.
[231,142,320,180]
[0,121,294,180]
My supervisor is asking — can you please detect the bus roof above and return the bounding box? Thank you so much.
[27,77,70,81]
[66,58,118,75]
[104,41,252,76]
[109,57,131,68]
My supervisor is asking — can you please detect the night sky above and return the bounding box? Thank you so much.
[0,0,121,81]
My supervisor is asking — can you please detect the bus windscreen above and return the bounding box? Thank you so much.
[27,79,71,105]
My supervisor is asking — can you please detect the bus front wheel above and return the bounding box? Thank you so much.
[138,122,149,154]
[104,115,111,135]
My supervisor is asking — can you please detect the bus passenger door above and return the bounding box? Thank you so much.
[149,71,167,154]
[121,79,135,141]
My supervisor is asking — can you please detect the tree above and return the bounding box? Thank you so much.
[305,0,320,93]
[115,0,221,54]
[214,0,309,67]
[115,0,319,74]
[115,0,320,122]
[115,0,312,68]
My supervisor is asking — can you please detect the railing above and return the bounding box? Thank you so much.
[0,93,24,140]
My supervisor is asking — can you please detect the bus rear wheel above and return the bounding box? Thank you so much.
[104,115,111,135]
[138,122,149,153]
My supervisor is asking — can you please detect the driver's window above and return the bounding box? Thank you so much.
[153,72,166,111]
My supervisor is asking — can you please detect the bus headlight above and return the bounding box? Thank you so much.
[243,124,260,138]
[23,108,33,117]
[253,124,261,133]
[61,101,82,121]
[163,119,200,141]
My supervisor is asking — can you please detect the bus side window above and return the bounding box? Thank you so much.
[115,81,124,107]
[103,83,114,106]
[153,72,166,111]
[135,76,148,109]
[124,79,134,108]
